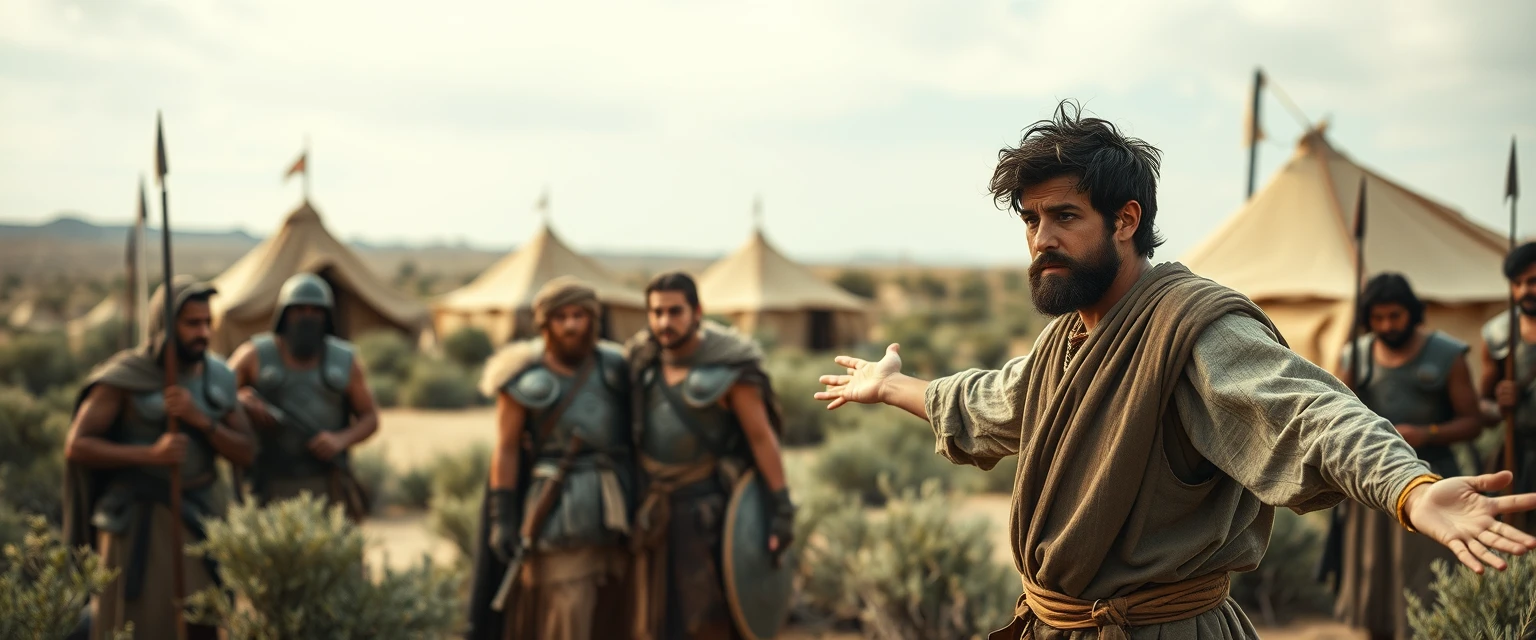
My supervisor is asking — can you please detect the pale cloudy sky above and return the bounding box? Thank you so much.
[1,0,1532,265]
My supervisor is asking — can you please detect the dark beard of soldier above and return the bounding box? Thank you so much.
[547,326,593,368]
[1520,294,1536,317]
[1028,229,1122,317]
[654,317,701,352]
[174,335,207,366]
[1377,323,1418,350]
[283,314,328,360]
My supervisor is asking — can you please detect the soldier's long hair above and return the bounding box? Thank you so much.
[1357,272,1425,331]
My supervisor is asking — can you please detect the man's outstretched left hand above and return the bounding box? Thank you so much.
[1404,470,1536,573]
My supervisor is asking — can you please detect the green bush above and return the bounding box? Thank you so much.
[834,269,878,300]
[1229,509,1331,626]
[351,446,394,514]
[0,516,130,640]
[369,375,401,409]
[795,480,1016,639]
[76,317,129,374]
[0,332,79,395]
[356,331,416,381]
[0,385,68,522]
[186,493,464,640]
[812,411,973,506]
[398,467,435,511]
[429,487,482,563]
[765,349,835,446]
[429,443,492,503]
[959,454,1017,494]
[1407,551,1536,639]
[442,327,494,369]
[400,358,477,409]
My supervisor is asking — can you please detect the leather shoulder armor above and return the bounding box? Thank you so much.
[322,336,355,392]
[508,366,561,410]
[203,355,238,416]
[595,343,628,394]
[1483,314,1512,360]
[683,364,743,407]
[252,333,285,390]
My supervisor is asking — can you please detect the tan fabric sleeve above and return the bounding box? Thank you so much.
[1174,313,1432,516]
[922,351,1034,470]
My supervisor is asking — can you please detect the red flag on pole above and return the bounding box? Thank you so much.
[284,152,308,182]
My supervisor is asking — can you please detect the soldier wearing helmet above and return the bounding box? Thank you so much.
[228,272,380,520]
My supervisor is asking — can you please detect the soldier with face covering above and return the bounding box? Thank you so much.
[228,273,380,520]
[63,276,257,640]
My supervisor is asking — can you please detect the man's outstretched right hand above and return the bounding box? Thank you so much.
[814,343,904,410]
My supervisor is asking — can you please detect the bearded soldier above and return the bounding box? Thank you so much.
[626,272,796,640]
[466,277,633,640]
[1329,274,1483,640]
[229,273,379,520]
[63,277,256,640]
[814,101,1536,640]
[1480,241,1536,534]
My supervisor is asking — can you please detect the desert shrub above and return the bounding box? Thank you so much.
[812,411,973,506]
[0,332,79,395]
[0,385,68,522]
[398,466,435,511]
[76,317,129,374]
[834,269,878,300]
[429,487,482,563]
[350,446,394,514]
[355,331,415,381]
[369,375,401,409]
[765,349,835,446]
[795,480,1016,639]
[186,493,464,640]
[442,327,494,369]
[955,271,991,318]
[429,443,492,503]
[0,516,130,640]
[1229,508,1331,625]
[400,358,477,409]
[1406,552,1536,640]
[959,454,1018,494]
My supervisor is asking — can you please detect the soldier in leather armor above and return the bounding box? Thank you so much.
[229,273,380,521]
[1331,274,1484,640]
[1480,241,1536,534]
[466,277,633,640]
[63,277,257,640]
[625,272,796,640]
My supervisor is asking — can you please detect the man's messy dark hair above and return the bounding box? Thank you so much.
[989,99,1165,258]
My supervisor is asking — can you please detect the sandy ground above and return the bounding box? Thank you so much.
[359,408,1366,639]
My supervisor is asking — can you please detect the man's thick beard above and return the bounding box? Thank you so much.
[548,333,594,367]
[174,340,206,366]
[283,316,328,360]
[1377,326,1418,350]
[653,319,701,353]
[1027,234,1122,317]
[1519,296,1536,317]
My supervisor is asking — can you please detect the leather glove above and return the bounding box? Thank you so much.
[488,489,521,564]
[766,487,796,566]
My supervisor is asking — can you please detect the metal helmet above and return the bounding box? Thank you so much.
[273,272,335,332]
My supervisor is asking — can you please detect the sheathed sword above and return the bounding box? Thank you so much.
[490,435,584,612]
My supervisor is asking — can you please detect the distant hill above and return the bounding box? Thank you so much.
[0,215,261,245]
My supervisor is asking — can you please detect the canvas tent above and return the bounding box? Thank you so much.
[66,295,130,352]
[697,228,871,350]
[1182,126,1507,374]
[432,223,647,345]
[208,200,430,355]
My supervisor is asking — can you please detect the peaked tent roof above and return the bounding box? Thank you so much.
[210,201,428,330]
[698,229,868,313]
[1182,127,1507,303]
[434,223,644,312]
